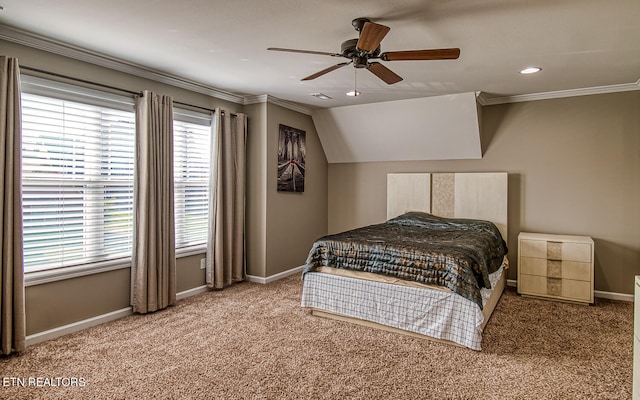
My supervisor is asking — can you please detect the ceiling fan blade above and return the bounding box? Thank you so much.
[380,48,461,61]
[267,47,342,57]
[302,62,351,81]
[367,62,403,84]
[356,22,390,52]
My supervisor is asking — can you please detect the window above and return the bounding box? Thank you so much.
[173,109,212,251]
[20,76,213,274]
[21,77,136,273]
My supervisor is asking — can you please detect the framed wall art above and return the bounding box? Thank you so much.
[277,124,306,192]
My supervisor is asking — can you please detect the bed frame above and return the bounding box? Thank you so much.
[306,172,508,349]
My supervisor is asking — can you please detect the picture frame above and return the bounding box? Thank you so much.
[277,124,306,192]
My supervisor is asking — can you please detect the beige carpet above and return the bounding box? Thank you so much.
[0,274,633,399]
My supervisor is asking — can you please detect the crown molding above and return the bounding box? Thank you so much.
[4,24,637,111]
[0,24,246,105]
[244,94,313,116]
[477,79,640,106]
[243,94,269,105]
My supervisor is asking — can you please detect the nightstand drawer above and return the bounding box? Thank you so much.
[520,239,592,262]
[519,275,591,302]
[519,256,591,281]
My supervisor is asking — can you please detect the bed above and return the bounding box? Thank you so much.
[301,172,508,350]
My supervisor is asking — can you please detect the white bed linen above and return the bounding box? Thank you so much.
[301,266,504,351]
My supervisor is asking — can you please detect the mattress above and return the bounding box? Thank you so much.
[304,212,508,308]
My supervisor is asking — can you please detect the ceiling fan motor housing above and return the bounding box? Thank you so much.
[341,38,381,65]
[340,39,359,57]
[353,56,369,68]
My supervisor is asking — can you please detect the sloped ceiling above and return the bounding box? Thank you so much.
[312,92,480,163]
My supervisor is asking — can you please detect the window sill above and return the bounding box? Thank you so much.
[24,246,207,287]
[176,245,206,258]
[25,259,131,287]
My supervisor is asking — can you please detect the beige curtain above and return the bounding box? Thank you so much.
[0,56,25,354]
[206,109,247,289]
[132,90,176,313]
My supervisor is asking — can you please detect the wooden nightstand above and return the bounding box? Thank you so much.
[517,232,594,304]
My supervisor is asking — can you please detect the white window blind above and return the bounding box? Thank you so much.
[173,109,212,250]
[21,77,135,273]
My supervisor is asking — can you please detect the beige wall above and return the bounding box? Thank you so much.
[245,101,329,277]
[245,102,268,277]
[25,268,131,335]
[328,91,640,294]
[26,254,205,335]
[176,254,207,293]
[265,103,328,276]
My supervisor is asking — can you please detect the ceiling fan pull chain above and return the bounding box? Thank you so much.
[347,68,361,97]
[354,68,358,95]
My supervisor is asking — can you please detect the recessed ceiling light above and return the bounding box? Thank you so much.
[310,93,332,100]
[520,67,542,74]
[346,90,361,97]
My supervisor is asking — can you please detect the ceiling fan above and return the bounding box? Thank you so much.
[267,17,460,85]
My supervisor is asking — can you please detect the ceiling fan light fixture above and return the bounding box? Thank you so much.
[520,67,542,74]
[346,90,361,97]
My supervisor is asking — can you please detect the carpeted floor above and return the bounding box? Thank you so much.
[0,274,633,399]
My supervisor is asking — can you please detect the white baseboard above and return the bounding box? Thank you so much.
[176,285,208,300]
[507,279,632,302]
[26,284,210,347]
[594,290,633,302]
[246,265,304,284]
[26,307,133,346]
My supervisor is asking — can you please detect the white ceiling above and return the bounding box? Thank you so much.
[0,0,639,109]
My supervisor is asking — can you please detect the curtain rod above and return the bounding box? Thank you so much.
[173,100,238,117]
[20,65,238,117]
[21,65,142,96]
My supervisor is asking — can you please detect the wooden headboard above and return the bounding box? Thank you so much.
[387,172,508,239]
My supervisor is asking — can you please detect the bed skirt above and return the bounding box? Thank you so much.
[301,265,505,351]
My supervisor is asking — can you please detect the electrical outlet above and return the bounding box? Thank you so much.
[200,258,206,270]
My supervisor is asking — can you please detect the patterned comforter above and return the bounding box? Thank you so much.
[303,212,508,308]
